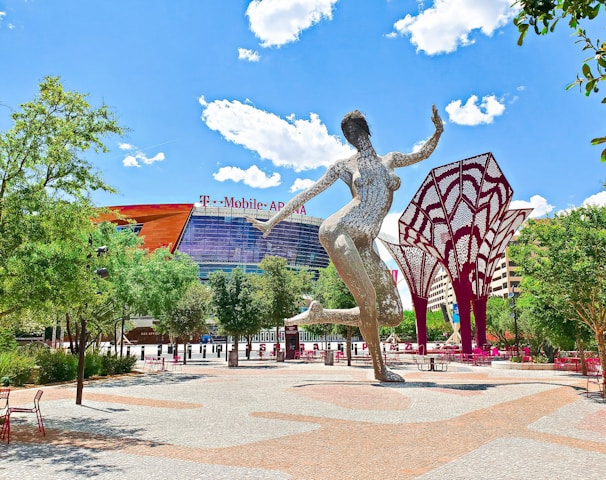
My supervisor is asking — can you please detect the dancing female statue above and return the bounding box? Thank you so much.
[249,106,443,381]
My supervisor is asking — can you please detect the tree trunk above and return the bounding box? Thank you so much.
[598,331,606,397]
[66,312,75,354]
[75,315,87,405]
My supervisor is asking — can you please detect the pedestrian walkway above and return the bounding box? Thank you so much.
[1,359,604,479]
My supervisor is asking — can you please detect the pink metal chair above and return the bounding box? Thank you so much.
[7,389,45,441]
[0,388,10,443]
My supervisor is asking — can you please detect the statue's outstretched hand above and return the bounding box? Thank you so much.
[247,217,271,238]
[431,105,444,133]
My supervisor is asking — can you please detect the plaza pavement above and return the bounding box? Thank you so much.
[1,354,605,479]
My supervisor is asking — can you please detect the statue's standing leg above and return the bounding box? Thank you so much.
[321,229,403,382]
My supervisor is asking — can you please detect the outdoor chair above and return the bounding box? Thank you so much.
[9,389,45,437]
[0,388,9,443]
[168,356,182,370]
[586,367,605,401]
[1,389,45,444]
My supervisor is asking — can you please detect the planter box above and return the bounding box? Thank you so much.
[491,360,555,370]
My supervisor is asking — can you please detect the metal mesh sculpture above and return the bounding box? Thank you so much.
[398,153,513,354]
[378,236,440,354]
[249,107,443,382]
[472,207,532,346]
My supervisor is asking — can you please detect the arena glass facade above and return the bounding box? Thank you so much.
[97,203,330,281]
[178,205,329,281]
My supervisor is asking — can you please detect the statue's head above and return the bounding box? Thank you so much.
[341,110,370,149]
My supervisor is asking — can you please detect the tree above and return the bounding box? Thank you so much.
[513,1,606,160]
[485,296,516,347]
[138,248,200,356]
[0,76,123,318]
[509,205,606,387]
[257,256,313,351]
[208,269,263,365]
[313,262,358,364]
[162,281,212,364]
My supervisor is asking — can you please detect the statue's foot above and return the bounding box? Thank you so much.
[376,368,405,383]
[284,301,323,326]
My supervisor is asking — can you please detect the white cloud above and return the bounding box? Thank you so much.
[238,48,260,62]
[510,195,553,218]
[289,178,316,192]
[213,165,281,188]
[200,97,354,172]
[120,143,165,168]
[582,191,606,207]
[391,0,516,55]
[246,0,337,47]
[445,94,505,126]
[122,156,140,168]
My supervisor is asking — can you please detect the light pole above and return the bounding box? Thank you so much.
[508,291,520,357]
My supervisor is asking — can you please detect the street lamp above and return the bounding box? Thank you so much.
[508,291,520,357]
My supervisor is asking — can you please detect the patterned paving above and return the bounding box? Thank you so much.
[1,360,604,479]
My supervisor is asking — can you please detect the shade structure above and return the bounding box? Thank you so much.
[398,152,515,354]
[471,207,532,346]
[378,235,440,353]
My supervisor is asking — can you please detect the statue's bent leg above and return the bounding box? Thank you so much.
[285,302,360,326]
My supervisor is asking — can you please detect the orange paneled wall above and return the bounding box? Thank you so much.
[95,204,194,253]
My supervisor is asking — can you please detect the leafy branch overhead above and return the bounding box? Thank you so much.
[513,1,606,161]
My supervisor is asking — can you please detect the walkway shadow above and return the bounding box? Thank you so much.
[83,372,210,389]
[3,415,166,477]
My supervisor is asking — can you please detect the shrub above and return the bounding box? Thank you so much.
[36,349,77,384]
[0,351,36,386]
[0,329,18,353]
[84,352,102,378]
[98,354,137,376]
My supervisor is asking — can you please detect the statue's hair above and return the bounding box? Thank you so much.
[341,110,371,138]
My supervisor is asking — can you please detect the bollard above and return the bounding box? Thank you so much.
[107,346,111,356]
[217,345,222,358]
[158,344,162,357]
[203,345,206,358]
[355,345,358,355]
[200,344,202,353]
[188,344,192,359]
[168,344,173,355]
[126,345,131,356]
[212,344,215,353]
[140,346,145,360]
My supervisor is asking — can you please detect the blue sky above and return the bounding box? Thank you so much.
[1,0,605,305]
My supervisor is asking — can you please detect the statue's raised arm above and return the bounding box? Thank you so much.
[385,105,443,169]
[247,165,341,238]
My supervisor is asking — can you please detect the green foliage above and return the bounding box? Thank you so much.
[307,262,358,339]
[159,281,212,342]
[0,76,124,319]
[0,329,18,353]
[209,269,263,347]
[84,352,102,378]
[98,354,137,376]
[36,349,78,384]
[513,1,606,161]
[0,351,36,386]
[256,256,313,330]
[510,206,606,371]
